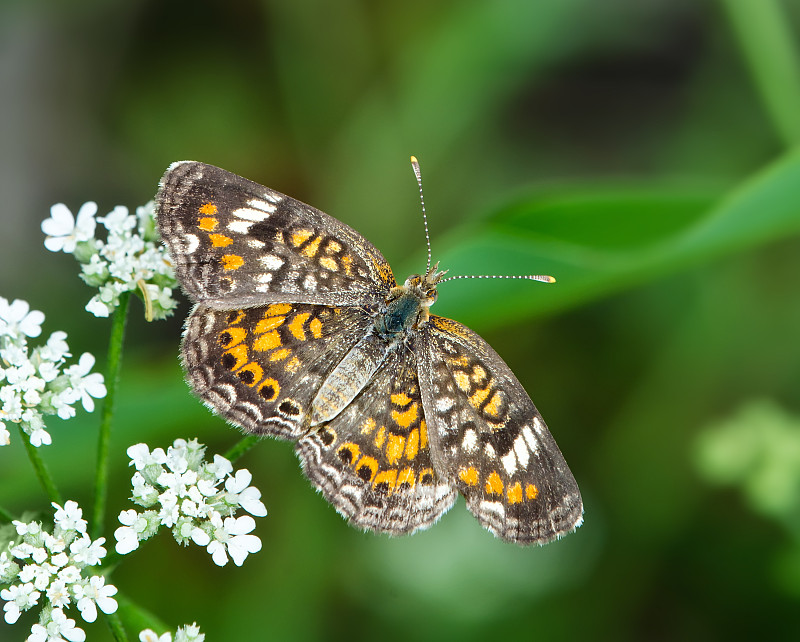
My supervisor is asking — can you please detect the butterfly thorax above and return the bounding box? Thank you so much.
[376,266,446,336]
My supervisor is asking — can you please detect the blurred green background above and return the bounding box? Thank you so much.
[3,0,800,639]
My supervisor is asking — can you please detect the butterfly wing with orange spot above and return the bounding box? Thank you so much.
[296,340,457,535]
[157,161,396,309]
[182,303,373,439]
[418,316,583,544]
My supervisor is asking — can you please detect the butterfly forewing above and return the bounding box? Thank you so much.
[157,161,396,309]
[418,316,583,544]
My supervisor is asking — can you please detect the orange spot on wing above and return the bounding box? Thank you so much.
[309,317,323,339]
[223,344,248,371]
[373,469,398,494]
[301,236,322,258]
[385,434,406,465]
[397,467,415,489]
[420,420,428,448]
[374,426,386,448]
[253,330,281,351]
[291,229,314,247]
[485,471,504,495]
[391,392,412,406]
[222,254,244,270]
[319,257,338,271]
[285,357,301,373]
[507,482,523,504]
[269,348,291,361]
[288,312,311,340]
[218,327,246,348]
[458,466,479,486]
[355,456,378,482]
[199,202,218,215]
[484,391,503,417]
[198,217,218,231]
[255,315,285,333]
[404,429,419,460]
[361,417,376,434]
[526,484,539,500]
[391,403,418,429]
[267,303,292,315]
[209,233,233,247]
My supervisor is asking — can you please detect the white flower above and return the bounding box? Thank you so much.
[0,298,45,338]
[42,202,97,254]
[1,582,40,623]
[114,510,148,554]
[52,501,88,534]
[140,630,172,642]
[127,443,167,470]
[175,623,205,642]
[225,470,268,517]
[63,354,106,412]
[28,607,86,642]
[68,536,105,566]
[73,575,118,623]
[85,296,112,318]
[0,423,9,445]
[206,514,262,567]
[45,579,71,609]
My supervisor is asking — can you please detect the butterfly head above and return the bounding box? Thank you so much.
[402,261,448,308]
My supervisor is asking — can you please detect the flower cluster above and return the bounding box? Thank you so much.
[41,200,178,320]
[0,297,106,447]
[0,501,117,641]
[115,439,266,567]
[139,623,205,642]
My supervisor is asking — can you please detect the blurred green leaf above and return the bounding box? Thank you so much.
[422,148,800,328]
[695,399,800,522]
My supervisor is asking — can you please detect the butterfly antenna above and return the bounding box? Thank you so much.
[410,156,432,273]
[439,273,556,284]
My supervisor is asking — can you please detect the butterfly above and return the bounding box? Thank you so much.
[155,159,582,544]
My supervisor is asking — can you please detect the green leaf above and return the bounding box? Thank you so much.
[417,149,800,329]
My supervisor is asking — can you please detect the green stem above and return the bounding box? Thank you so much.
[720,0,800,148]
[18,424,62,505]
[105,611,129,642]
[92,292,130,539]
[223,435,260,463]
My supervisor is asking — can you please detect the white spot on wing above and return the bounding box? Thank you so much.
[478,500,505,518]
[435,397,454,412]
[462,429,477,453]
[501,450,517,475]
[247,239,265,249]
[513,434,530,468]
[533,417,546,436]
[261,192,281,205]
[248,198,278,212]
[484,443,496,459]
[233,206,271,221]
[260,255,284,270]
[183,234,199,254]
[522,426,538,453]
[303,274,317,289]
[228,220,252,234]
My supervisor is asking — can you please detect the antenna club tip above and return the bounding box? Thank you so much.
[545,276,556,283]
[410,155,418,164]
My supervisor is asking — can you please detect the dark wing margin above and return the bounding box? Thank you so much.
[156,161,396,309]
[417,315,583,545]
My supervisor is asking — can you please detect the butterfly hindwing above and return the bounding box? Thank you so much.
[296,340,457,535]
[157,161,396,309]
[418,316,583,544]
[182,303,373,440]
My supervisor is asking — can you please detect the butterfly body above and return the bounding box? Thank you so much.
[157,160,582,544]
